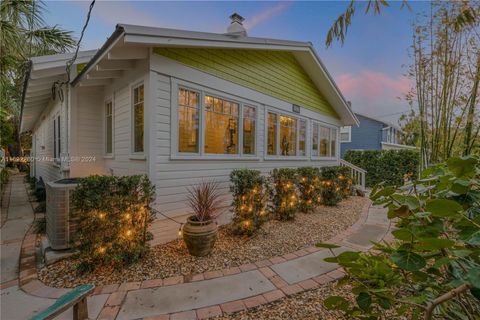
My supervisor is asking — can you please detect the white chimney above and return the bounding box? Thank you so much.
[226,13,247,37]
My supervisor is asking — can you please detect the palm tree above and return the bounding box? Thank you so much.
[0,0,76,156]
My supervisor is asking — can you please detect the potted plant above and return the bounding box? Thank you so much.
[183,181,223,256]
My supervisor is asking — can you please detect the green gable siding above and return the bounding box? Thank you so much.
[154,48,339,118]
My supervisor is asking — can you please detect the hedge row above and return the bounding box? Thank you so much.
[230,166,352,235]
[344,149,419,187]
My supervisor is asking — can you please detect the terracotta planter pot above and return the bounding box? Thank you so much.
[182,216,218,257]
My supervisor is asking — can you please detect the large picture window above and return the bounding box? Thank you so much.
[105,101,113,154]
[312,122,337,158]
[205,95,239,154]
[280,115,297,156]
[178,88,199,153]
[267,110,307,157]
[132,84,144,153]
[267,112,277,155]
[177,87,257,157]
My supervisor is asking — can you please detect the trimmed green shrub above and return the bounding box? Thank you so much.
[71,175,155,272]
[344,149,419,187]
[319,167,343,206]
[230,169,269,236]
[270,168,298,220]
[296,167,322,213]
[336,166,353,198]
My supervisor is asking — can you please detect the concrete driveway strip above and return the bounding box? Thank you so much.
[117,270,275,319]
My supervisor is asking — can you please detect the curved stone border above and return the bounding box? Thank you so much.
[19,197,393,319]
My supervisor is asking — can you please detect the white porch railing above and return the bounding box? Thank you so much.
[339,159,366,191]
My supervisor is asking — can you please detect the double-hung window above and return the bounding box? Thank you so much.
[312,122,337,158]
[132,84,144,153]
[266,110,307,157]
[177,87,257,157]
[105,101,113,155]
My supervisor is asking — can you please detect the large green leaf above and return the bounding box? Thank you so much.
[315,242,340,249]
[324,296,349,311]
[467,231,480,246]
[356,292,372,311]
[447,157,478,178]
[467,268,480,289]
[414,238,455,251]
[426,199,463,217]
[391,251,426,271]
[391,194,420,210]
[392,228,414,241]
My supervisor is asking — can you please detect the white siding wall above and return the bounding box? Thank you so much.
[31,95,66,183]
[102,60,149,176]
[149,55,341,222]
[69,86,106,177]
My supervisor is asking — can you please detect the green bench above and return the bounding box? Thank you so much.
[30,284,95,320]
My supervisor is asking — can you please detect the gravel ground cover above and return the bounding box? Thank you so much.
[39,196,368,288]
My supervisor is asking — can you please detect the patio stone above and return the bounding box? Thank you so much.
[343,224,388,248]
[116,270,275,319]
[270,247,348,284]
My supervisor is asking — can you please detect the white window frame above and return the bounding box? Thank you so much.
[171,80,260,160]
[131,82,145,156]
[311,121,338,160]
[264,106,309,161]
[340,126,352,143]
[104,98,114,157]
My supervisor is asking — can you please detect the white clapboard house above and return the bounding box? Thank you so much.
[21,14,361,244]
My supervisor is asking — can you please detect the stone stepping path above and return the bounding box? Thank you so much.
[6,174,393,320]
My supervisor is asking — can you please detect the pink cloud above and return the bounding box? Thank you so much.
[336,70,411,121]
[337,70,410,100]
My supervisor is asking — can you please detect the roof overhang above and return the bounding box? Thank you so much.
[72,24,359,126]
[20,50,97,132]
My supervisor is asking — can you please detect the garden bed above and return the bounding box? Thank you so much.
[38,196,368,288]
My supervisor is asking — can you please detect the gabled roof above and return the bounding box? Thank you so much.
[354,112,401,131]
[20,50,97,132]
[72,24,359,126]
[21,23,359,132]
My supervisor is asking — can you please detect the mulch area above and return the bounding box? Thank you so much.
[38,196,368,288]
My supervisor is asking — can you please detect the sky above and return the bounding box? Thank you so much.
[42,0,431,124]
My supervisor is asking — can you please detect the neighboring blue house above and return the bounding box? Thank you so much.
[340,113,415,158]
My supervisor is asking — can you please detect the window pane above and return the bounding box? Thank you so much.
[133,85,144,153]
[134,103,144,152]
[331,128,337,157]
[106,102,113,154]
[312,123,319,156]
[205,96,239,154]
[299,120,306,156]
[243,106,256,155]
[267,113,277,155]
[320,126,330,157]
[280,115,297,156]
[179,89,199,153]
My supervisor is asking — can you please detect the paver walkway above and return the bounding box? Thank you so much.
[2,174,392,320]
